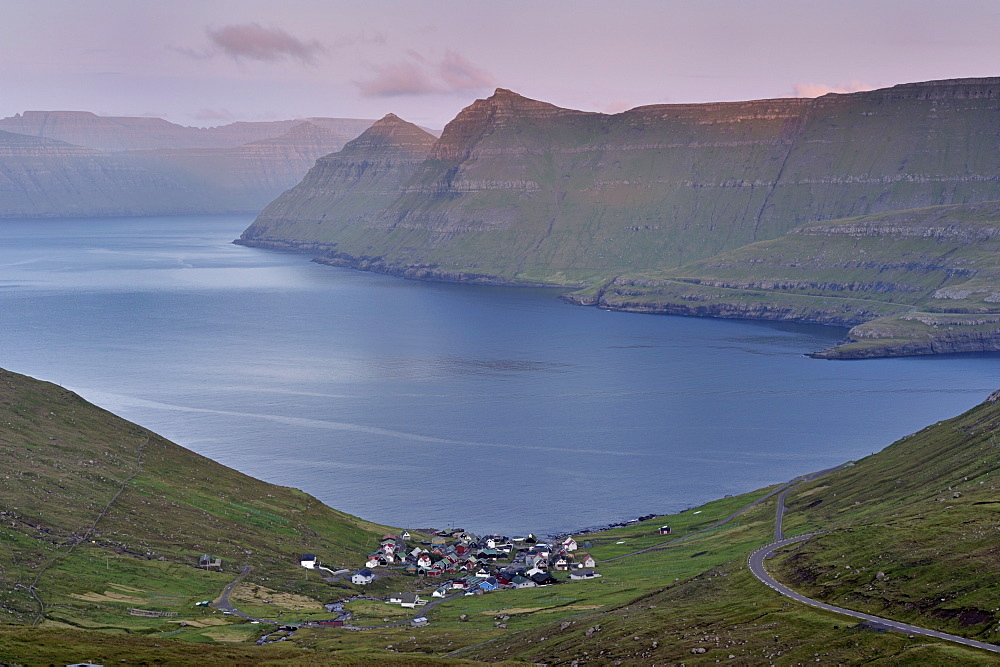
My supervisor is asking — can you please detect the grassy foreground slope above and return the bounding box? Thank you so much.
[0,367,388,631]
[2,364,997,664]
[571,201,1000,358]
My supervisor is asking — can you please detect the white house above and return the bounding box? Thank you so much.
[300,554,317,569]
[352,568,375,585]
[562,537,578,552]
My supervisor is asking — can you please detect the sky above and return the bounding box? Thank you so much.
[3,0,1000,129]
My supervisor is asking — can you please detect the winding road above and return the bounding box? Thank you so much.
[748,474,1000,655]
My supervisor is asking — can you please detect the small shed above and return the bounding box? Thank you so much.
[299,554,317,569]
[659,525,672,535]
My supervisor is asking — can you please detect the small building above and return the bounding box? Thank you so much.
[401,530,411,540]
[199,554,222,570]
[659,525,672,535]
[512,575,536,589]
[576,553,596,569]
[562,537,578,552]
[390,592,423,608]
[299,554,317,569]
[351,568,374,585]
[570,569,602,580]
[411,616,428,627]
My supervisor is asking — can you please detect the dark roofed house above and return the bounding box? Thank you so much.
[570,569,602,580]
[352,568,375,585]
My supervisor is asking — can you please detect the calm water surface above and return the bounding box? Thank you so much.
[2,215,997,535]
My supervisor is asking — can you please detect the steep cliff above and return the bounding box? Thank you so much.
[124,121,353,211]
[0,120,366,217]
[573,201,1000,357]
[245,78,1000,286]
[0,131,212,217]
[239,113,438,250]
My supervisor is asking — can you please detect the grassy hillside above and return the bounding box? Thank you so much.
[2,364,997,663]
[0,368,390,633]
[575,200,1000,357]
[461,393,1000,663]
[774,391,1000,637]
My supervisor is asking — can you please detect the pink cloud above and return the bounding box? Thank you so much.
[791,81,873,98]
[357,61,441,97]
[357,51,497,97]
[206,23,324,65]
[438,51,496,91]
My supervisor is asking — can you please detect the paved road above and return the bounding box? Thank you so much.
[213,566,280,625]
[749,474,1000,655]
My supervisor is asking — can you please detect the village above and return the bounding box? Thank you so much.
[295,525,673,624]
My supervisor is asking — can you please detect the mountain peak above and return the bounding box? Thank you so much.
[341,113,436,155]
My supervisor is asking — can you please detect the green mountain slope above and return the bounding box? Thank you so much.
[0,368,388,629]
[774,390,1000,638]
[465,392,1000,663]
[240,77,1000,286]
[571,200,1000,357]
[1,366,998,663]
[239,114,438,253]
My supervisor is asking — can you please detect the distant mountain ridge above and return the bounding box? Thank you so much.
[0,110,379,152]
[239,77,1000,287]
[0,117,383,217]
[237,76,1000,356]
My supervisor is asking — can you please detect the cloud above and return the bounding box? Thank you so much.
[206,23,324,65]
[438,51,496,91]
[791,81,873,98]
[357,50,497,97]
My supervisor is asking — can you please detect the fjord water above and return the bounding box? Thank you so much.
[2,216,997,536]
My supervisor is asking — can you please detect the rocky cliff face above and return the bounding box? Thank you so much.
[0,119,370,217]
[245,78,1000,286]
[124,122,352,211]
[239,114,438,247]
[0,131,206,217]
[572,200,1000,358]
